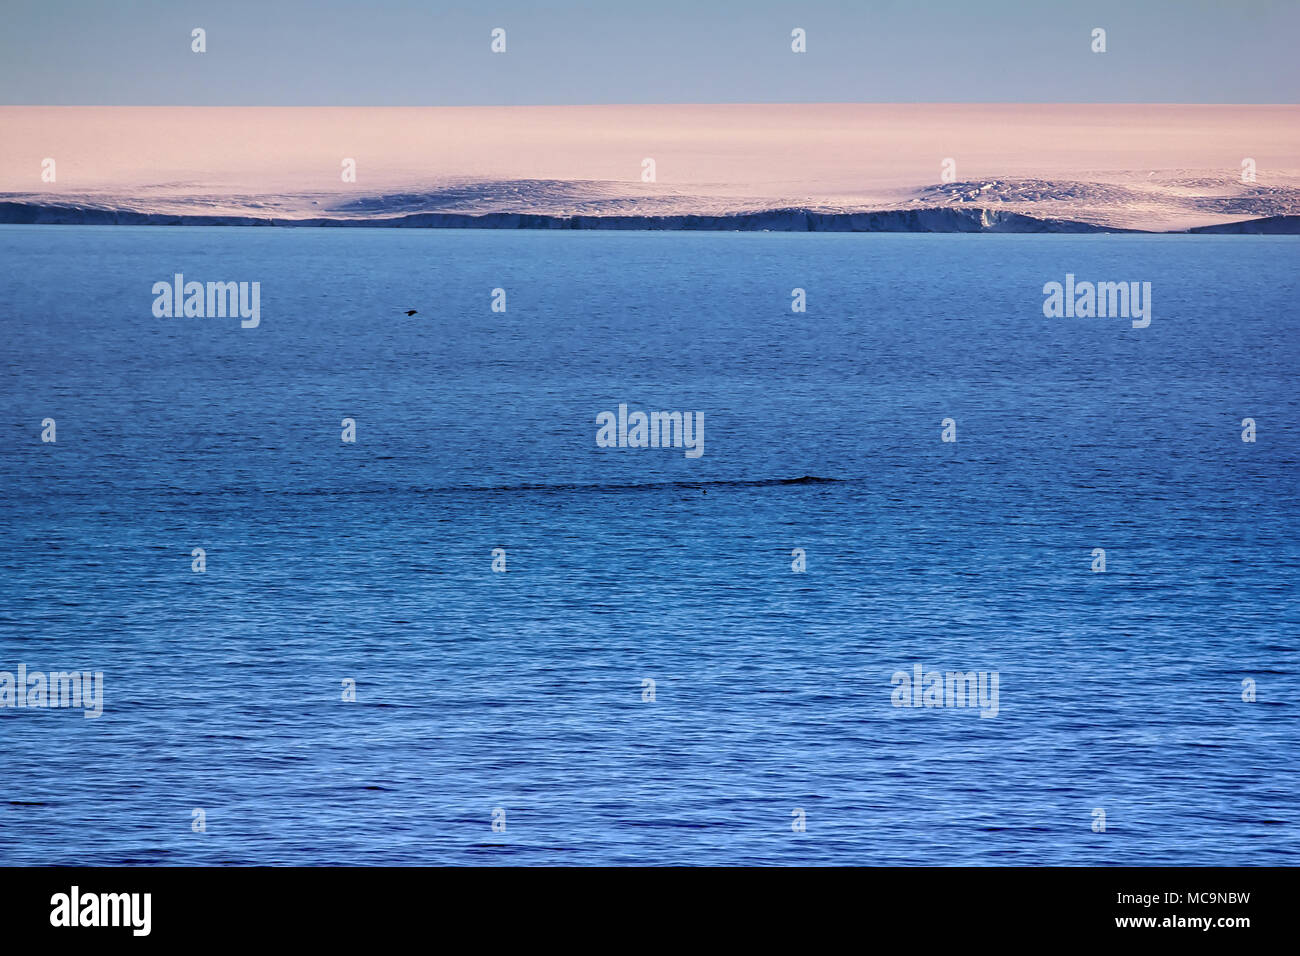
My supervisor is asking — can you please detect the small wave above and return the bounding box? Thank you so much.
[441,474,849,494]
[142,475,852,498]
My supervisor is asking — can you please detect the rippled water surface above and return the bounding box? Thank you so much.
[1,227,1296,864]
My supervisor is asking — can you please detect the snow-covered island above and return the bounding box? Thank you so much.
[2,104,1297,233]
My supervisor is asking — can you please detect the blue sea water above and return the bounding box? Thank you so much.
[0,225,1296,866]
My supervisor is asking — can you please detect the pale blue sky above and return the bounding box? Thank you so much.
[1,0,1296,105]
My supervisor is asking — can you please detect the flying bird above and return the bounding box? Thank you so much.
[404,309,418,316]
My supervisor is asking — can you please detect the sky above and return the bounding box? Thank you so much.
[6,104,1294,195]
[0,0,1297,106]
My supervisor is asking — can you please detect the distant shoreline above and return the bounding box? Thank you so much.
[2,202,1295,234]
[5,105,1298,232]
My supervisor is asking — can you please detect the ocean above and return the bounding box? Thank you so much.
[0,225,1296,865]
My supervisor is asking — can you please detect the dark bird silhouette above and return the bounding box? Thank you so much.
[404,309,418,316]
